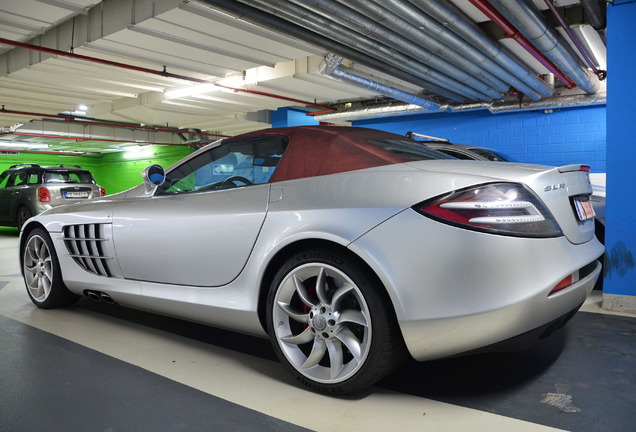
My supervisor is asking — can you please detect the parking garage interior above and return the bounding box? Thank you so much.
[0,0,635,431]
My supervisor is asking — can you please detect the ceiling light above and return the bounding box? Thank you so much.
[0,143,50,149]
[79,105,88,111]
[124,148,156,159]
[165,83,221,99]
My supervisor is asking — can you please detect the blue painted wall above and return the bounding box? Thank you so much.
[604,1,636,297]
[353,106,606,173]
[272,107,319,128]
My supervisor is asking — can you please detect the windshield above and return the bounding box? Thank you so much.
[368,139,456,161]
[44,170,95,184]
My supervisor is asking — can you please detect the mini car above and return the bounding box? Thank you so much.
[19,126,603,393]
[0,164,105,230]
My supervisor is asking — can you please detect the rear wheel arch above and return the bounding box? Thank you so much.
[256,239,399,336]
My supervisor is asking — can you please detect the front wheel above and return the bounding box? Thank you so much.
[23,228,80,309]
[267,248,406,394]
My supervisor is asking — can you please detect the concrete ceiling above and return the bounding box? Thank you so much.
[0,0,607,154]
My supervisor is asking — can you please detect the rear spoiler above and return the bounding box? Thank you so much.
[558,164,591,173]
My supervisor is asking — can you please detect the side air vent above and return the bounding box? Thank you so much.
[63,224,113,277]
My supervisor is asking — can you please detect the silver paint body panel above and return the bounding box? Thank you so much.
[22,159,603,359]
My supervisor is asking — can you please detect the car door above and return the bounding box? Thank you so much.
[111,135,287,287]
[0,172,25,224]
[0,171,14,223]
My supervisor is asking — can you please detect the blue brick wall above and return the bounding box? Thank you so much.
[353,105,606,173]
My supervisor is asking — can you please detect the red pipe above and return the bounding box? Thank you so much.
[0,37,337,112]
[0,107,229,138]
[467,0,576,89]
[541,0,606,80]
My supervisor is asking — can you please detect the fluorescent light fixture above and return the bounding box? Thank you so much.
[0,143,50,149]
[124,148,156,159]
[79,105,88,111]
[165,83,221,99]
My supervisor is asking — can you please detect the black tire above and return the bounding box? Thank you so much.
[23,228,80,309]
[16,206,31,231]
[266,247,406,394]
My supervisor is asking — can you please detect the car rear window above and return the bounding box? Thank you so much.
[44,170,95,184]
[368,139,456,161]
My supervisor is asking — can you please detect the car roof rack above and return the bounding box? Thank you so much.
[9,163,40,168]
[57,164,83,169]
[405,131,451,143]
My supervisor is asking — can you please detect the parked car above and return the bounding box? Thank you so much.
[19,126,603,394]
[0,164,105,230]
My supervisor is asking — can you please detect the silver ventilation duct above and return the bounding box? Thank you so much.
[292,0,509,93]
[314,93,606,122]
[487,0,600,94]
[403,0,554,98]
[317,54,442,110]
[237,0,499,101]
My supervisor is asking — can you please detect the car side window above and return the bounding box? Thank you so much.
[156,136,288,195]
[27,171,40,184]
[0,171,9,189]
[13,172,29,186]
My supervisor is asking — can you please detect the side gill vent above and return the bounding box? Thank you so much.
[63,224,113,277]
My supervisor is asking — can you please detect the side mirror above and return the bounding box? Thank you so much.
[141,164,165,193]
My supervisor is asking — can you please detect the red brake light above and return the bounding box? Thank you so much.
[38,187,50,203]
[100,187,106,197]
[413,183,563,238]
[579,166,590,173]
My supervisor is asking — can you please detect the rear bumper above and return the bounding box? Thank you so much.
[349,208,604,362]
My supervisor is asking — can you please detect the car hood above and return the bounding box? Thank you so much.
[405,160,595,245]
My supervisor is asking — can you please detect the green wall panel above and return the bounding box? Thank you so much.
[0,146,192,195]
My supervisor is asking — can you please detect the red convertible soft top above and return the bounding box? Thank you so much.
[224,126,413,183]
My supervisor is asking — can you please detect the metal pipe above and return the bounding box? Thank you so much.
[193,0,466,102]
[467,0,576,89]
[487,0,600,94]
[579,0,606,43]
[405,0,553,98]
[541,0,605,79]
[0,106,230,138]
[315,54,441,110]
[0,36,335,111]
[313,92,606,121]
[293,0,509,93]
[12,133,195,146]
[237,0,496,101]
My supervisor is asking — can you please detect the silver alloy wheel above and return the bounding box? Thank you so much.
[24,235,54,302]
[272,263,372,384]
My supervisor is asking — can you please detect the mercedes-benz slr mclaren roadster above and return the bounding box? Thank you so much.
[20,126,604,393]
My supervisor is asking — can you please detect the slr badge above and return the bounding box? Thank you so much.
[544,183,566,192]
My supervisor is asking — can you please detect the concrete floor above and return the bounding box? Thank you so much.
[1,226,634,432]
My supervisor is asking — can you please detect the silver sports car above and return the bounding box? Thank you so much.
[19,126,604,393]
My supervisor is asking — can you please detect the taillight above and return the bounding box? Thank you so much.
[413,183,563,237]
[579,166,590,173]
[100,187,106,197]
[38,187,50,203]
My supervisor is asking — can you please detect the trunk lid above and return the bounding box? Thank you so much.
[406,160,596,244]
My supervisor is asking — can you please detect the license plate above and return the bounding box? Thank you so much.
[573,195,595,221]
[65,191,89,198]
